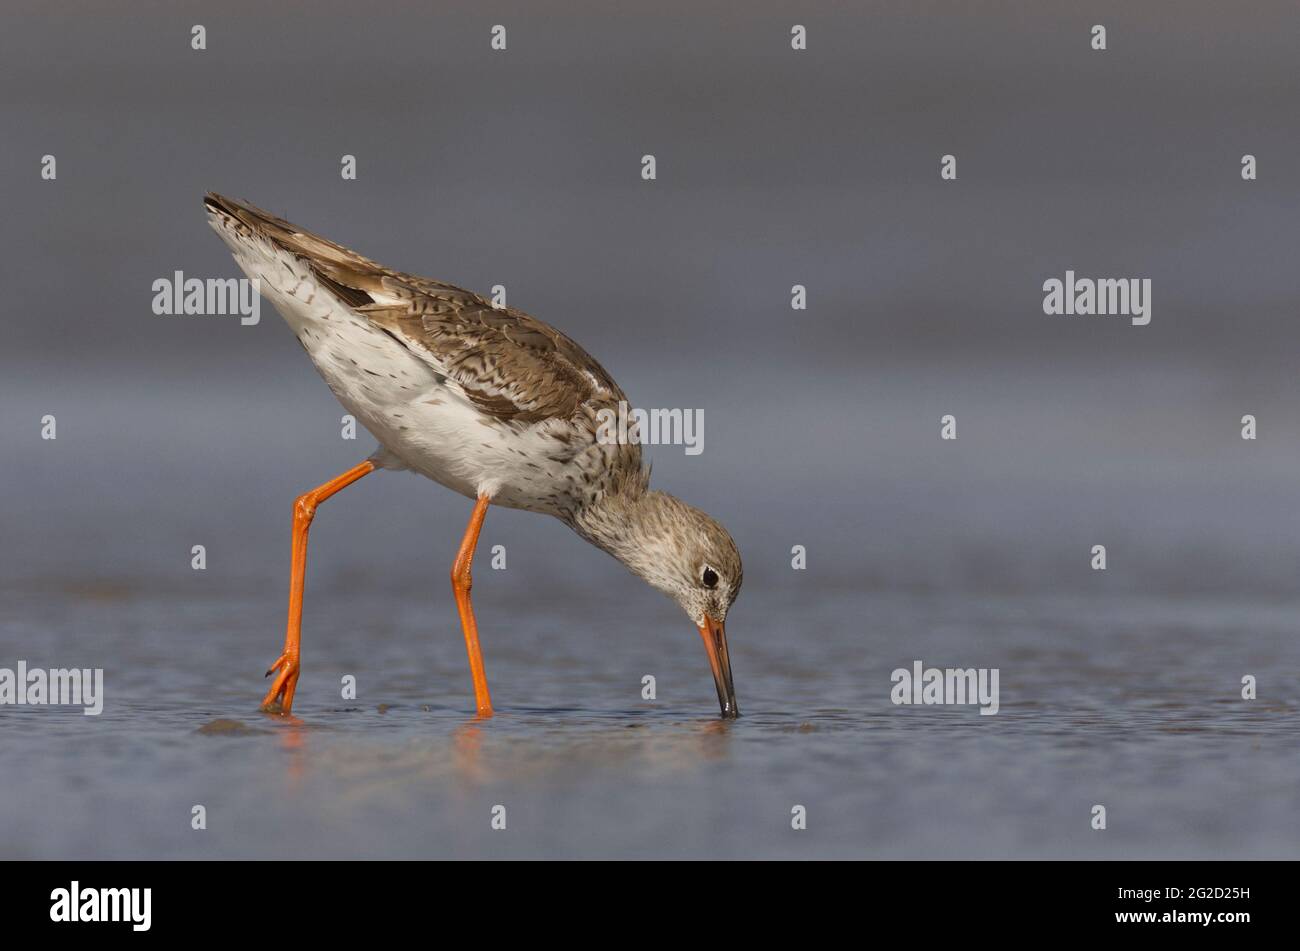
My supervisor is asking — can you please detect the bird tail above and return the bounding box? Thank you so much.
[203,193,382,271]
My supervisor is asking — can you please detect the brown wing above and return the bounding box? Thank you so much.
[205,193,628,425]
[358,275,628,425]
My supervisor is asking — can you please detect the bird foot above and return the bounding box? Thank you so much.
[260,650,300,714]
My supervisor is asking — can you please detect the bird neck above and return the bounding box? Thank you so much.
[569,489,680,595]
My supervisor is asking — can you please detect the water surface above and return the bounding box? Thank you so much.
[3,576,1295,859]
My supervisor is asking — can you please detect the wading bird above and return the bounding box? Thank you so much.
[204,194,742,719]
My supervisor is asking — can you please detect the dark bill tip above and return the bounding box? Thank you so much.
[698,617,739,720]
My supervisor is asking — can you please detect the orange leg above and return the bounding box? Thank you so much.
[451,495,494,718]
[261,460,375,714]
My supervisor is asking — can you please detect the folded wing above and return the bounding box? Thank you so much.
[205,192,627,427]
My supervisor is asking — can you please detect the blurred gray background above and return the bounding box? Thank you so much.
[5,0,1300,596]
[2,1,1300,860]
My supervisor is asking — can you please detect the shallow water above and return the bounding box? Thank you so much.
[3,576,1297,859]
[4,371,1300,859]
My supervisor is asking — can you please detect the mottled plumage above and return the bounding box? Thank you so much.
[205,193,648,518]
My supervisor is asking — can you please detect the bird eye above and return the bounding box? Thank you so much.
[701,567,719,588]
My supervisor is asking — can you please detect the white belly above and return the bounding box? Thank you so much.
[234,245,582,514]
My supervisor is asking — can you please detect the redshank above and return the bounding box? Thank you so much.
[204,193,742,719]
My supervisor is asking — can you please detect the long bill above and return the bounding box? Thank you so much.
[698,614,739,719]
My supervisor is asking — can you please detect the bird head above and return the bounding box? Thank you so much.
[577,490,743,718]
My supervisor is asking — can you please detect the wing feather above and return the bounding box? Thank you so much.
[205,193,627,426]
